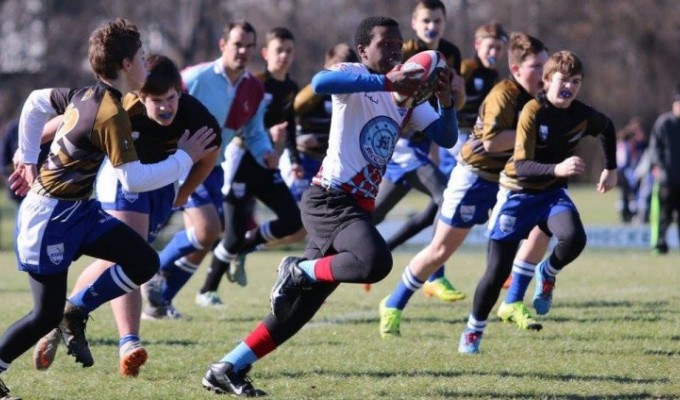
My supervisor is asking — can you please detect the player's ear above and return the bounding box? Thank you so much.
[218,38,226,53]
[121,57,132,72]
[261,47,268,61]
[357,44,367,61]
[509,63,519,78]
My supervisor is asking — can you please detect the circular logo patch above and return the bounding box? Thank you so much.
[359,116,399,167]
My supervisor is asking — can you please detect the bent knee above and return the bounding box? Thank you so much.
[364,250,393,283]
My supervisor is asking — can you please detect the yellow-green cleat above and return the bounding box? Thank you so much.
[379,296,402,338]
[497,301,542,331]
[423,277,466,302]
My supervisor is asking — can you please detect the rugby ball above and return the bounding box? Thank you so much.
[392,50,447,108]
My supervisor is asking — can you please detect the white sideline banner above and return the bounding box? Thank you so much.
[376,221,678,249]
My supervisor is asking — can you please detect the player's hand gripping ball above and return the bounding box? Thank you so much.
[392,50,447,108]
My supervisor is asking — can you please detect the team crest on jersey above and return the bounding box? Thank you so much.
[474,78,484,92]
[231,182,246,198]
[397,106,408,117]
[47,243,65,265]
[499,214,516,234]
[123,190,139,203]
[539,125,549,141]
[131,131,140,141]
[359,116,399,167]
[459,205,476,222]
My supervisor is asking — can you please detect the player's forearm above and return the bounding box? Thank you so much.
[514,159,557,177]
[115,151,192,192]
[177,150,218,201]
[422,106,458,149]
[19,89,57,164]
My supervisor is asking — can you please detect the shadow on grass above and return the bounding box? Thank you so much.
[435,390,660,399]
[265,368,670,385]
[89,338,199,347]
[556,299,669,310]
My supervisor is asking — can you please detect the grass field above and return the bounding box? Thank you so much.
[0,186,678,399]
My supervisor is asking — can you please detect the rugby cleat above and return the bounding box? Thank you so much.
[226,254,248,287]
[195,291,224,307]
[202,362,266,397]
[532,261,556,315]
[458,329,483,354]
[497,302,542,331]
[119,340,148,377]
[423,277,466,302]
[379,296,402,338]
[270,256,311,319]
[58,302,94,367]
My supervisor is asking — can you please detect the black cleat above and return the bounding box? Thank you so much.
[270,256,312,319]
[202,362,266,397]
[57,301,94,367]
[141,272,165,308]
[0,377,21,400]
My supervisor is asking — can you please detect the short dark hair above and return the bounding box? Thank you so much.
[266,26,295,45]
[508,32,548,66]
[354,16,399,50]
[543,50,584,81]
[413,0,446,17]
[223,20,257,45]
[674,84,680,102]
[139,54,182,97]
[88,18,141,81]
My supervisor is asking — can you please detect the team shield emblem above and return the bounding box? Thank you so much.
[499,214,516,234]
[231,182,246,198]
[459,205,476,222]
[47,243,65,265]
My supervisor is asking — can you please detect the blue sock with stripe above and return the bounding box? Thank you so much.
[465,314,487,334]
[159,229,201,272]
[161,257,199,304]
[221,342,258,372]
[504,259,536,304]
[385,266,424,310]
[68,264,138,313]
[119,334,140,347]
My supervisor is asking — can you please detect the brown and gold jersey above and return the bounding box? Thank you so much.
[501,98,616,191]
[34,83,138,200]
[459,57,500,128]
[459,79,532,182]
[123,93,221,164]
[254,70,300,164]
[294,84,331,160]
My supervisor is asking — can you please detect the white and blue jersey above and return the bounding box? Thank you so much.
[310,62,455,210]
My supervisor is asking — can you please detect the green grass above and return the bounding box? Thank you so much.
[0,184,673,398]
[0,246,678,399]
